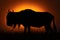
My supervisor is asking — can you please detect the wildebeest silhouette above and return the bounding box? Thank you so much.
[6,9,57,33]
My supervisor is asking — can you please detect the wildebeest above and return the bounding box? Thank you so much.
[6,9,57,33]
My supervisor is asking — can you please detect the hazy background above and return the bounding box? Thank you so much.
[0,0,60,32]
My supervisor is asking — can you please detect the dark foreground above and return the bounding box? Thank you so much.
[0,32,60,40]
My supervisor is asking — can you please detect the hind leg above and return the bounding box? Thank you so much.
[49,25,53,33]
[45,25,49,34]
[45,24,53,34]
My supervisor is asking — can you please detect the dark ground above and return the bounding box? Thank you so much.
[0,32,60,40]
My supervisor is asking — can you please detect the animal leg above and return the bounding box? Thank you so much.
[11,24,16,32]
[45,24,53,34]
[28,26,30,34]
[48,24,53,32]
[24,26,27,33]
[18,24,20,29]
[13,24,16,29]
[45,25,50,34]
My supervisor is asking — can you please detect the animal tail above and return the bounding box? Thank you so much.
[53,17,57,32]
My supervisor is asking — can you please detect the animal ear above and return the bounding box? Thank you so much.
[8,9,11,12]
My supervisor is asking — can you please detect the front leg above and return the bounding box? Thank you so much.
[24,26,27,33]
[28,26,30,34]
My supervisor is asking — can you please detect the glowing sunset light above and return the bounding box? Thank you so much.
[13,3,45,12]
